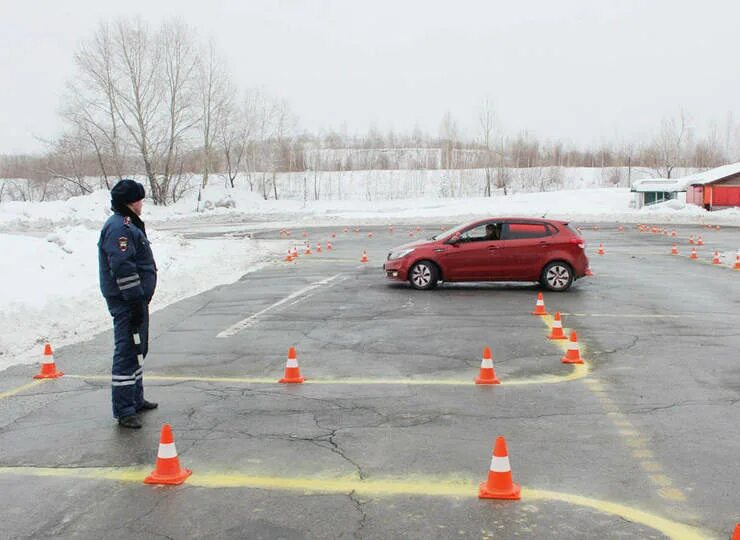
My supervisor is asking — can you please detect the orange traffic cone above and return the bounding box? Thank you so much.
[671,229,676,237]
[671,244,678,255]
[368,232,373,239]
[597,243,605,255]
[316,242,322,253]
[731,523,739,540]
[531,292,548,316]
[733,253,740,270]
[561,331,583,364]
[284,250,293,262]
[712,251,721,265]
[716,225,721,231]
[361,251,369,263]
[585,267,594,277]
[144,424,192,485]
[331,232,336,238]
[292,247,299,259]
[305,243,312,255]
[416,226,421,232]
[327,241,333,251]
[474,346,500,384]
[279,347,304,383]
[689,235,695,244]
[697,236,704,246]
[478,436,521,500]
[690,247,697,260]
[618,225,624,232]
[343,227,349,233]
[302,232,308,238]
[34,343,64,379]
[548,312,567,340]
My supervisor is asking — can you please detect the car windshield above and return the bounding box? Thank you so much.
[431,221,477,241]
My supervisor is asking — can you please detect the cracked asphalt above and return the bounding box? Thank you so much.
[0,222,738,539]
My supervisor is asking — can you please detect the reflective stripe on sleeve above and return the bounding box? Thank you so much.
[119,281,141,291]
[116,275,140,285]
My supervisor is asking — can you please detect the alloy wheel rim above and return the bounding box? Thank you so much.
[412,264,431,287]
[547,265,570,289]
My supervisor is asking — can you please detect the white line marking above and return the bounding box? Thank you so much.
[217,274,345,337]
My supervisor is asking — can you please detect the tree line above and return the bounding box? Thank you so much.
[1,17,739,204]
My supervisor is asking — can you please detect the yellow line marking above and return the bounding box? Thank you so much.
[560,313,682,318]
[640,461,663,473]
[0,467,709,539]
[632,449,654,459]
[650,475,674,487]
[0,379,48,400]
[659,488,687,502]
[68,365,589,387]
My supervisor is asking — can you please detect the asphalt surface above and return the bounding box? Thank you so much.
[0,222,738,539]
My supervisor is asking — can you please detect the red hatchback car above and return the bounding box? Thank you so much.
[383,218,590,291]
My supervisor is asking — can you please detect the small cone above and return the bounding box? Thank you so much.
[327,241,333,251]
[671,243,678,255]
[731,523,739,540]
[547,312,567,340]
[33,343,63,379]
[331,232,336,238]
[733,253,740,270]
[302,232,308,238]
[561,331,583,364]
[690,247,697,260]
[316,242,322,253]
[697,236,704,246]
[474,346,500,384]
[671,229,676,237]
[368,232,373,239]
[478,436,521,500]
[284,250,293,262]
[689,235,695,245]
[712,251,721,265]
[531,292,548,316]
[618,225,624,232]
[144,424,192,485]
[597,243,605,255]
[361,250,369,263]
[292,247,299,259]
[416,226,421,232]
[305,243,312,255]
[279,347,304,383]
[716,225,721,231]
[343,227,349,233]
[585,267,594,277]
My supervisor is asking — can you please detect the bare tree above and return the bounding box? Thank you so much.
[644,111,691,178]
[478,100,496,196]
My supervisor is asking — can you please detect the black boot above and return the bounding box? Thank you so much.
[136,400,158,412]
[118,414,143,429]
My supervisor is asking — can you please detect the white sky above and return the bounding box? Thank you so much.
[2,0,739,154]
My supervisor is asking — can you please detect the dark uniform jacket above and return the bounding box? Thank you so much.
[98,213,157,302]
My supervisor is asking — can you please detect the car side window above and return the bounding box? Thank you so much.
[459,223,501,242]
[501,222,551,240]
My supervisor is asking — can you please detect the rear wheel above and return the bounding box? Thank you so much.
[540,261,573,292]
[408,261,439,290]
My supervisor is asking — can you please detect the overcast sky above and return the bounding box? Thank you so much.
[2,0,739,154]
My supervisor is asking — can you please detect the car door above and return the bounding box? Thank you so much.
[499,221,554,280]
[443,222,500,281]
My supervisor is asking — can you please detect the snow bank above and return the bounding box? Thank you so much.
[0,226,286,370]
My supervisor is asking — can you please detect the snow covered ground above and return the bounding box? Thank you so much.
[1,181,738,371]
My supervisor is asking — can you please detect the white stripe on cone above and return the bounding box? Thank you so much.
[568,341,579,351]
[158,442,178,459]
[536,300,544,306]
[480,358,493,369]
[42,355,54,365]
[490,455,511,472]
[552,320,562,328]
[286,359,298,368]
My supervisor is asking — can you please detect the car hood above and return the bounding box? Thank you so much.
[390,238,434,251]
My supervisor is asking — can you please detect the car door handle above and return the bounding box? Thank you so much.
[488,246,500,250]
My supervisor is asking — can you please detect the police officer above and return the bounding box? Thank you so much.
[98,179,158,428]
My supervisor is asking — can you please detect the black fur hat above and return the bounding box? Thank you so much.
[111,179,145,205]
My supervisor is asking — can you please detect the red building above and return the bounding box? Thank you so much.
[682,163,740,210]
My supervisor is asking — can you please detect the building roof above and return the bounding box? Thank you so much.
[630,178,684,192]
[677,162,740,189]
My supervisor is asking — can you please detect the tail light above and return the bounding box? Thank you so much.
[570,237,585,249]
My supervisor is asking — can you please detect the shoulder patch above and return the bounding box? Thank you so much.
[118,237,129,252]
[123,216,131,226]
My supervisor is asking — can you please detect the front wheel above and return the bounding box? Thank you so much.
[408,261,439,290]
[540,261,573,292]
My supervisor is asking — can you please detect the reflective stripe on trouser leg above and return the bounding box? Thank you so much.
[108,298,149,418]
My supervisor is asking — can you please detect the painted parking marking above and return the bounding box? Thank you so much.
[536,318,690,505]
[0,467,710,539]
[0,379,48,401]
[217,273,346,337]
[68,362,588,387]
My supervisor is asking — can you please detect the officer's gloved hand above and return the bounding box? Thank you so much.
[128,300,145,331]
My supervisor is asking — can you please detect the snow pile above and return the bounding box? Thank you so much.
[0,226,286,370]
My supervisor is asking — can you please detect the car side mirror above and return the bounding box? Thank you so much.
[447,233,461,245]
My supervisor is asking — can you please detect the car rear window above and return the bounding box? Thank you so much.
[502,222,551,240]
